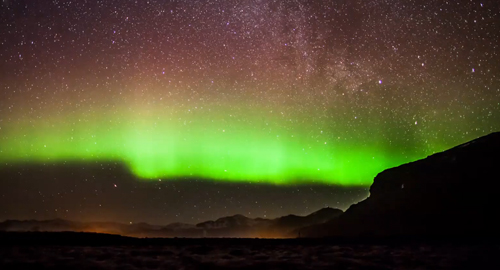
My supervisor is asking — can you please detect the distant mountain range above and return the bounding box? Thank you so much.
[0,207,343,238]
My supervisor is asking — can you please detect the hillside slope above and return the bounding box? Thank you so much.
[301,132,500,238]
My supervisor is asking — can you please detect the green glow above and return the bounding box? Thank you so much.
[0,104,425,186]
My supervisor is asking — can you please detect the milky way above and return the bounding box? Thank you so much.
[0,0,499,222]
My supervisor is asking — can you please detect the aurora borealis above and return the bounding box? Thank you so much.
[0,0,499,223]
[1,101,417,185]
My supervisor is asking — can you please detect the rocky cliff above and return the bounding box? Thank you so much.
[300,132,500,238]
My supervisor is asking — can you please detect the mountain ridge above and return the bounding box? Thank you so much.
[0,207,343,238]
[299,132,500,238]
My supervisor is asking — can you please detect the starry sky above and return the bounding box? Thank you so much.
[0,0,499,224]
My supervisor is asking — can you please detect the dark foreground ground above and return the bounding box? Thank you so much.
[0,232,499,270]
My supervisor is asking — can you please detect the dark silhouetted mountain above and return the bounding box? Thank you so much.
[0,219,144,236]
[196,214,271,229]
[0,219,84,232]
[193,208,343,237]
[0,207,343,238]
[264,207,343,237]
[300,132,500,239]
[164,222,196,230]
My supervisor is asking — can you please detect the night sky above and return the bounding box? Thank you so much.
[0,0,499,225]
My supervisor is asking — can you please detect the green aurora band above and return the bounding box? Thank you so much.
[0,103,444,186]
